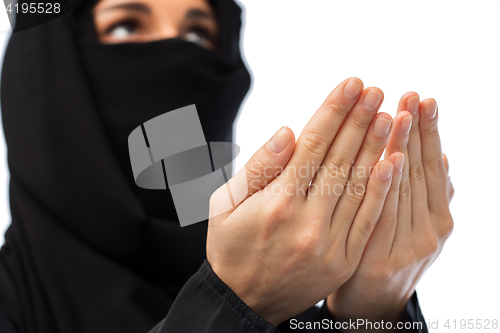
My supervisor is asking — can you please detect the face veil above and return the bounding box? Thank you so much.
[0,0,251,332]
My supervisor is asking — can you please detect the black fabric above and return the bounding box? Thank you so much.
[0,0,250,331]
[0,0,429,332]
[0,259,26,332]
[149,261,429,333]
[2,257,428,333]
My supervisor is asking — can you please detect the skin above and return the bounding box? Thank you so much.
[93,1,454,328]
[93,0,218,49]
[208,79,398,325]
[327,94,454,332]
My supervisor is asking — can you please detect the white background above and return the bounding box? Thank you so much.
[1,1,499,331]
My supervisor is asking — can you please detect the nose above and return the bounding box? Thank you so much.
[150,22,180,41]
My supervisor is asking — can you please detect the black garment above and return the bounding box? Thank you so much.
[1,258,427,333]
[0,0,429,332]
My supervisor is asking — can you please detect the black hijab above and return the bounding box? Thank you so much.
[0,0,251,332]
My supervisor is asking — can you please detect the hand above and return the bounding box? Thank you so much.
[327,93,454,331]
[207,78,399,326]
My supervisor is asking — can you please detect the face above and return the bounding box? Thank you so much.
[93,0,218,50]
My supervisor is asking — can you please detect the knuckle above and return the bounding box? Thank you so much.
[420,235,439,258]
[349,114,373,130]
[294,227,322,256]
[325,155,353,182]
[300,133,329,158]
[364,140,384,157]
[399,180,411,204]
[356,214,377,238]
[370,185,390,201]
[448,179,455,200]
[437,212,454,240]
[323,101,349,118]
[246,153,266,179]
[343,180,367,206]
[399,251,418,267]
[381,213,398,229]
[410,161,426,184]
[422,121,439,136]
[368,263,396,281]
[410,121,420,135]
[426,155,447,177]
[443,155,450,173]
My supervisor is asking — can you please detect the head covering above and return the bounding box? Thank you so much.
[0,0,251,331]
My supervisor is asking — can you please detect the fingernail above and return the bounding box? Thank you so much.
[268,127,290,153]
[373,118,392,137]
[344,78,363,100]
[377,161,393,180]
[401,115,413,135]
[395,153,405,173]
[407,95,419,115]
[363,89,383,112]
[424,99,437,119]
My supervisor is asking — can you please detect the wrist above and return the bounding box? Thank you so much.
[326,293,410,332]
[209,261,287,327]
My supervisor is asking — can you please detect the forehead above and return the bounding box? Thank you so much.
[94,0,213,12]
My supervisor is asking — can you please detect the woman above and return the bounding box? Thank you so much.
[0,0,453,332]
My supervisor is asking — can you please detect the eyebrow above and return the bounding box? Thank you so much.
[98,3,151,15]
[185,8,215,20]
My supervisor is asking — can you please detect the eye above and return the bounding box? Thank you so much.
[106,20,140,40]
[183,27,216,49]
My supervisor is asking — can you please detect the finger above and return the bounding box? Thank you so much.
[443,153,455,202]
[330,113,392,235]
[280,78,364,190]
[345,160,393,263]
[384,111,412,159]
[210,127,295,219]
[310,87,384,212]
[400,93,429,227]
[363,152,404,261]
[448,177,455,203]
[443,153,450,174]
[419,98,449,215]
[388,114,413,247]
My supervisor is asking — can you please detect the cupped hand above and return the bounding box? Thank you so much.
[327,93,454,331]
[207,78,399,326]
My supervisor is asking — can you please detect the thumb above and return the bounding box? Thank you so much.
[210,127,295,219]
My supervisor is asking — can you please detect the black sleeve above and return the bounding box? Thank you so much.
[1,257,429,333]
[151,260,429,333]
[0,260,24,333]
[150,260,279,333]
